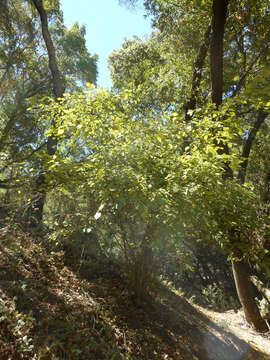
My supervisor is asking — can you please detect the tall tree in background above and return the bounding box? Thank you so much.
[30,0,65,227]
[0,0,97,227]
[209,0,268,332]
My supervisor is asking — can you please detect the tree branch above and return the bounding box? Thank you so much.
[238,110,268,184]
[185,24,212,122]
[31,0,65,100]
[231,51,263,98]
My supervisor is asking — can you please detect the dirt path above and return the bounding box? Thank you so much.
[197,306,270,360]
[129,285,270,360]
[1,238,270,359]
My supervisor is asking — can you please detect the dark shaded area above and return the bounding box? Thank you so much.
[0,238,269,359]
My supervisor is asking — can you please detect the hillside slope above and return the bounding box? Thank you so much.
[0,234,269,359]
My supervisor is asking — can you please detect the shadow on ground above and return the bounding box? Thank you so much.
[72,257,269,360]
[0,240,269,359]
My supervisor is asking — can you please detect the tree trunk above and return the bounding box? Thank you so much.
[232,260,268,332]
[209,0,268,331]
[31,0,65,100]
[28,0,65,228]
[133,240,153,305]
[238,111,267,184]
[210,0,229,107]
[185,24,212,123]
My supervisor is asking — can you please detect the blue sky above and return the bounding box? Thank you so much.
[60,0,152,88]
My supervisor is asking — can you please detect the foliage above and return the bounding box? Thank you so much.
[0,296,35,359]
[201,285,237,311]
[0,0,97,204]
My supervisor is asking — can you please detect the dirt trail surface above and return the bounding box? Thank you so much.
[0,236,269,359]
[198,306,270,359]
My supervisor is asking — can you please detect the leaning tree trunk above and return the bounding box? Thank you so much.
[232,260,268,331]
[29,0,65,228]
[231,110,269,332]
[210,0,268,331]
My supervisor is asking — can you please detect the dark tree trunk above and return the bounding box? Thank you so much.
[210,0,268,331]
[31,0,65,100]
[232,260,268,331]
[133,241,153,305]
[28,0,65,228]
[210,0,229,108]
[185,24,212,122]
[232,110,268,332]
[238,111,267,184]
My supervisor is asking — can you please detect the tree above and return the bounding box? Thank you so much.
[118,0,270,329]
[34,0,270,324]
[0,0,97,227]
[209,0,268,332]
[29,0,65,227]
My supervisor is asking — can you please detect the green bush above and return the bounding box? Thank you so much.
[202,285,237,311]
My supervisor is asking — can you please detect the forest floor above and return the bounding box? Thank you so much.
[0,233,269,359]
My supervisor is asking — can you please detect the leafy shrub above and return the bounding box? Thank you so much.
[0,296,36,359]
[202,285,237,311]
